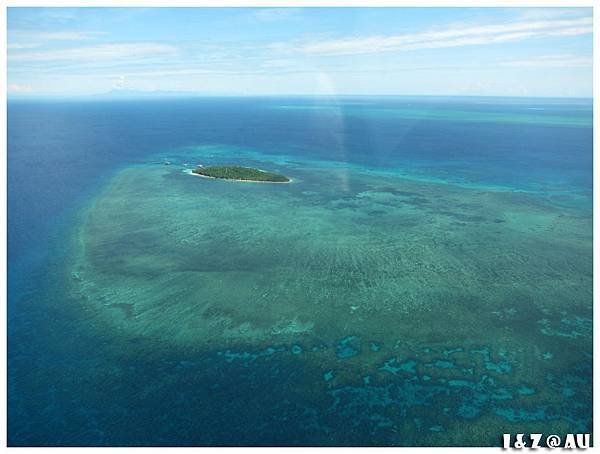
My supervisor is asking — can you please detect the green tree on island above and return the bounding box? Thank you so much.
[192,166,290,182]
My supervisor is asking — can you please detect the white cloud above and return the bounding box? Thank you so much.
[7,83,33,93]
[8,30,106,52]
[37,9,79,22]
[109,68,217,78]
[112,75,126,90]
[36,31,100,40]
[251,8,300,22]
[516,8,589,21]
[9,30,102,42]
[9,42,180,62]
[280,16,592,56]
[502,54,592,68]
[7,43,38,50]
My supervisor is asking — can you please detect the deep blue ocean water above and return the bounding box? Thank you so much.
[7,96,593,446]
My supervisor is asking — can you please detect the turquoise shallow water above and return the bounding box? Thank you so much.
[8,97,592,446]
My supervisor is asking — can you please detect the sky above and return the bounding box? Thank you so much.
[6,7,594,97]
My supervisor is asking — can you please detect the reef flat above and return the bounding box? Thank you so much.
[66,149,592,445]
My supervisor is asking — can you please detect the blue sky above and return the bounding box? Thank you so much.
[7,7,593,97]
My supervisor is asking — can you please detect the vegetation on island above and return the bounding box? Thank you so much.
[192,166,290,182]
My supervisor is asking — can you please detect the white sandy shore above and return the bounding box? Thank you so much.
[183,168,293,184]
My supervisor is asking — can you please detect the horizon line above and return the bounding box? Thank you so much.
[7,92,594,101]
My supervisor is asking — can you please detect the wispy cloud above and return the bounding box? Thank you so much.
[7,83,33,93]
[516,7,589,21]
[9,30,103,42]
[112,75,126,90]
[5,8,593,97]
[502,54,593,68]
[36,9,79,23]
[250,8,301,22]
[9,42,179,62]
[8,30,105,50]
[7,43,38,50]
[276,16,592,56]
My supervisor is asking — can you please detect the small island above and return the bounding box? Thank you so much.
[192,165,290,183]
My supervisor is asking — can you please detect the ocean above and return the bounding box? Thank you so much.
[7,96,593,446]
